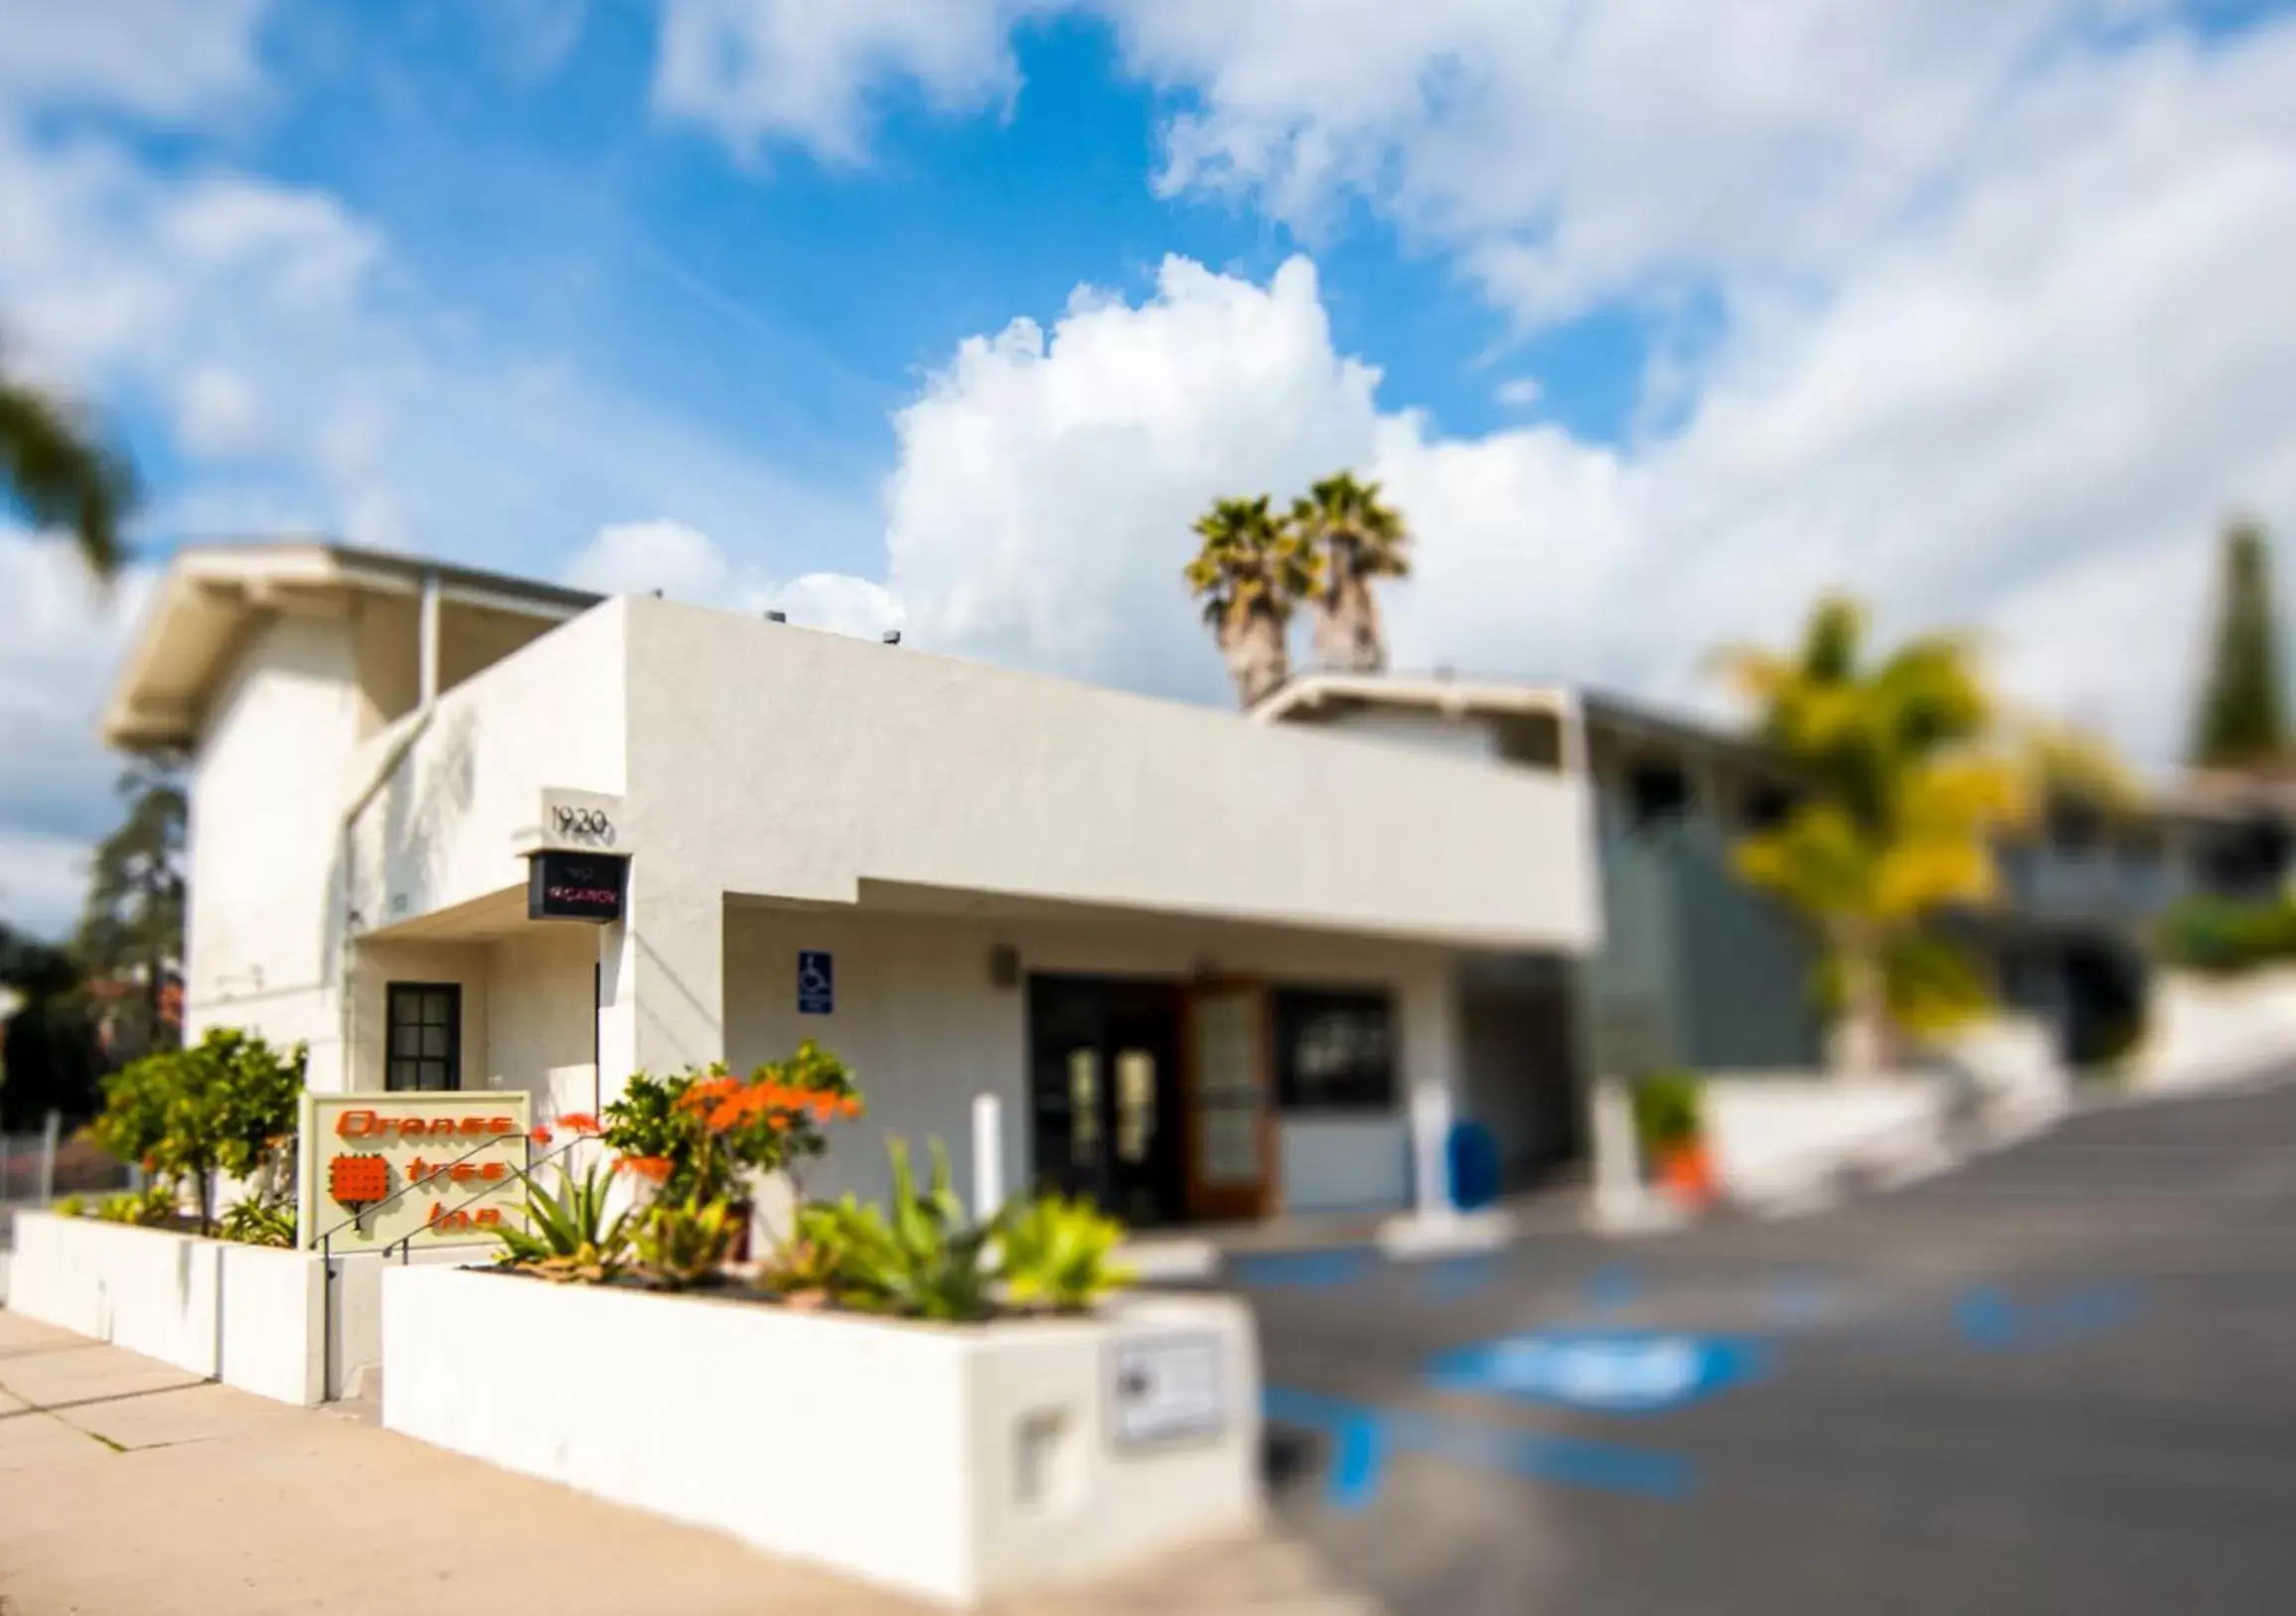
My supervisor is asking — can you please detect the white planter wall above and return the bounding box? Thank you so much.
[382,1265,1262,1607]
[2132,968,2296,1093]
[1701,1076,1948,1200]
[7,1212,469,1404]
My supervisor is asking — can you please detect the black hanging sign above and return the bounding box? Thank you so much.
[527,849,628,923]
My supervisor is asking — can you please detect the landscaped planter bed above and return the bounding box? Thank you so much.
[7,1210,469,1405]
[382,1261,1263,1607]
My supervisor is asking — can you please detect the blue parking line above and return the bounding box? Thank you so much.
[1328,1411,1386,1513]
[1955,1281,2145,1352]
[1263,1385,1695,1505]
[1232,1249,1376,1290]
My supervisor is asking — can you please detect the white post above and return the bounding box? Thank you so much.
[1409,1080,1455,1220]
[972,1093,1002,1223]
[38,1110,61,1203]
[417,570,442,707]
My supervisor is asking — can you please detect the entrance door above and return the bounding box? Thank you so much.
[1026,975,1185,1229]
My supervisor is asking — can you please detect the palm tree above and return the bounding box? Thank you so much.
[1184,495,1317,707]
[1293,472,1411,674]
[1,345,136,582]
[1716,596,2028,1077]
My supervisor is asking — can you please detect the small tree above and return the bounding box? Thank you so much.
[1717,596,2027,1075]
[85,1028,306,1236]
[2189,515,2291,772]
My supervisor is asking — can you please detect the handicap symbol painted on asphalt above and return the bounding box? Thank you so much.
[1427,1328,1770,1414]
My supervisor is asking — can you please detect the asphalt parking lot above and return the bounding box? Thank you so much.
[1243,1075,2296,1616]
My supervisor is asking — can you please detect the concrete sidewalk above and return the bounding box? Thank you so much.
[0,1308,1371,1616]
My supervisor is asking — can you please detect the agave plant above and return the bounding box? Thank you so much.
[631,1196,739,1290]
[218,1194,297,1249]
[995,1193,1134,1313]
[493,1160,632,1283]
[811,1138,996,1322]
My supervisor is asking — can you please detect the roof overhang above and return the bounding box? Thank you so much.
[101,540,600,755]
[1248,670,1577,726]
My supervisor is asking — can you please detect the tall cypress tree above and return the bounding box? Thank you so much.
[2190,515,2292,772]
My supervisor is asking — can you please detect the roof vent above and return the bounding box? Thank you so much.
[765,610,787,623]
[882,630,902,646]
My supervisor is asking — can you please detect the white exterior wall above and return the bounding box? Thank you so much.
[486,925,600,1118]
[185,614,367,1085]
[613,597,1595,1081]
[346,601,627,931]
[1313,705,1499,765]
[1279,1117,1411,1213]
[723,906,1455,1218]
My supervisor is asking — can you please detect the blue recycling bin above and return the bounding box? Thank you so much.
[1447,1120,1502,1212]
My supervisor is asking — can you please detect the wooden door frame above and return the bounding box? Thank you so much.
[1179,976,1280,1223]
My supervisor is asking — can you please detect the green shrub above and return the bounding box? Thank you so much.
[995,1193,1134,1313]
[493,1161,632,1283]
[1631,1070,1704,1156]
[52,1194,85,1219]
[805,1138,996,1322]
[218,1196,296,1248]
[2157,897,2296,974]
[95,1186,174,1227]
[631,1196,739,1290]
[601,1042,863,1205]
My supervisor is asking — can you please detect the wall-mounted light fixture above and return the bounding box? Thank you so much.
[988,944,1020,989]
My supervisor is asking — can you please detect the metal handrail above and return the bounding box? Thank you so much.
[313,1127,604,1402]
[380,1130,601,1262]
[308,1127,535,1256]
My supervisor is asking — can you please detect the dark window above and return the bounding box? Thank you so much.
[1494,713,1564,772]
[385,982,461,1092]
[1741,783,1801,832]
[1274,988,1396,1112]
[2047,797,2105,856]
[1625,762,1692,830]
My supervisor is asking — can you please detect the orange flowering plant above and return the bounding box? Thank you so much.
[600,1041,862,1205]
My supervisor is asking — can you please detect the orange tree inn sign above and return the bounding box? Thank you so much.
[296,1092,532,1249]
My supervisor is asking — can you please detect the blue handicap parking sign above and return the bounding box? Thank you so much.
[798,950,834,1015]
[1428,1328,1769,1414]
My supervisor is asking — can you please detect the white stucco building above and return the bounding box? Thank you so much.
[103,543,1602,1227]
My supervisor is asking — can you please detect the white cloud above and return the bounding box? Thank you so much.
[564,518,901,637]
[0,0,271,123]
[873,14,2296,771]
[654,0,1036,163]
[566,517,737,600]
[885,256,1382,695]
[0,530,154,937]
[172,366,264,459]
[1492,376,1542,410]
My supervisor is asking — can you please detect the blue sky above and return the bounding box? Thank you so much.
[3,0,2296,933]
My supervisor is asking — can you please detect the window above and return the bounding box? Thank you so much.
[385,982,461,1092]
[1494,712,1565,772]
[1274,988,1396,1112]
[1624,762,1692,830]
[1741,783,1801,832]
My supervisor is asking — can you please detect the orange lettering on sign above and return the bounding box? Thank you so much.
[331,1108,517,1140]
[424,1201,506,1232]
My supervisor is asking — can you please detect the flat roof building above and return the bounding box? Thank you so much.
[107,544,1603,1228]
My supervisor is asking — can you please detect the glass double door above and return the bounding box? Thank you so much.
[1026,975,1186,1230]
